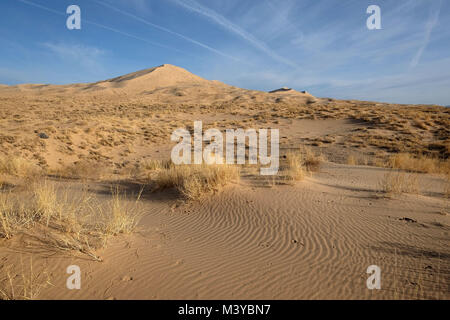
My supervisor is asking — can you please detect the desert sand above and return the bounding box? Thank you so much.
[0,64,448,300]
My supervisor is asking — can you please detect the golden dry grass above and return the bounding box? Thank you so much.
[0,156,40,178]
[301,146,324,172]
[281,151,305,184]
[445,174,450,199]
[0,180,142,260]
[152,162,240,200]
[49,160,106,180]
[0,256,51,300]
[347,154,357,166]
[388,153,449,174]
[97,187,143,237]
[378,171,419,196]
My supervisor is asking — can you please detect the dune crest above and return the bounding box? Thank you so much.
[95,64,211,92]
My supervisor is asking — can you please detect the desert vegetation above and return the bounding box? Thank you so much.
[148,162,240,200]
[378,171,420,196]
[0,256,50,300]
[0,179,142,261]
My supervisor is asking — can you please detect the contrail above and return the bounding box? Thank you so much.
[93,0,240,62]
[410,0,442,68]
[170,0,300,69]
[15,0,187,54]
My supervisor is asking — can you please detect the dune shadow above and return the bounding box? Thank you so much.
[90,179,183,203]
[313,180,379,199]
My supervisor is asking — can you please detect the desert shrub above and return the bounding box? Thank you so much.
[388,153,449,174]
[51,160,105,180]
[141,159,172,171]
[0,180,142,260]
[301,146,324,172]
[97,187,143,237]
[0,256,50,300]
[347,154,357,165]
[445,174,450,199]
[378,171,419,196]
[0,156,40,178]
[281,152,305,184]
[153,163,239,200]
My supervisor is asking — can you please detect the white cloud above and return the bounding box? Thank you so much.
[94,0,240,62]
[170,0,300,68]
[410,0,442,68]
[42,42,106,70]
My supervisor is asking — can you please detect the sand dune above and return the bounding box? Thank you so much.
[0,64,448,300]
[0,64,317,105]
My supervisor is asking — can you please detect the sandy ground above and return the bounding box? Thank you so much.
[0,64,449,300]
[0,162,447,300]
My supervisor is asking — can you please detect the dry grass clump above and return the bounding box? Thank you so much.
[301,146,324,172]
[0,256,51,300]
[0,156,40,178]
[50,160,105,180]
[445,174,450,199]
[153,163,240,200]
[279,147,324,184]
[281,151,305,184]
[132,159,173,179]
[388,153,449,174]
[97,187,143,237]
[346,154,369,166]
[0,180,142,260]
[347,154,357,166]
[141,159,172,171]
[378,171,419,196]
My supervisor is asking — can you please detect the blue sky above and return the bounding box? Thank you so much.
[0,0,449,105]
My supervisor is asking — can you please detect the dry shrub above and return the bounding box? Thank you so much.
[347,154,357,165]
[97,187,143,237]
[0,256,51,300]
[134,159,173,179]
[51,160,105,180]
[389,153,449,174]
[0,156,40,178]
[281,151,305,184]
[0,192,36,239]
[347,154,369,166]
[278,147,323,184]
[141,159,172,171]
[445,174,450,199]
[153,163,239,200]
[0,180,142,260]
[301,146,324,172]
[378,171,419,195]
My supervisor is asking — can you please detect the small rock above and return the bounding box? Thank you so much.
[38,132,49,139]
